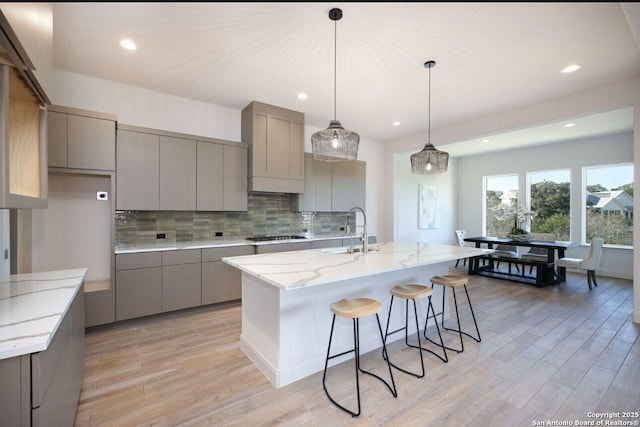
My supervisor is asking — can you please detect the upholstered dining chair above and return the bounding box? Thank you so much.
[455,230,470,267]
[556,238,604,290]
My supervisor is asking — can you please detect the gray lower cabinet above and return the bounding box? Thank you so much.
[0,285,85,427]
[115,246,253,322]
[115,252,162,321]
[161,249,202,312]
[85,287,115,327]
[202,246,254,305]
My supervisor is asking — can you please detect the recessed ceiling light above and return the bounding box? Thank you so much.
[392,121,401,127]
[120,39,137,50]
[297,92,307,100]
[481,139,490,143]
[561,64,581,74]
[564,123,575,128]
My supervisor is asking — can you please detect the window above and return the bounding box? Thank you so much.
[484,174,518,236]
[584,163,633,246]
[528,169,571,240]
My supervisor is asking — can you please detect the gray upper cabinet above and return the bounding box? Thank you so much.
[196,141,224,211]
[242,101,304,193]
[197,141,248,211]
[116,128,160,210]
[332,160,366,211]
[331,162,351,212]
[117,124,246,211]
[159,136,196,210]
[294,153,332,212]
[292,153,365,212]
[47,105,116,171]
[223,144,248,211]
[47,111,67,168]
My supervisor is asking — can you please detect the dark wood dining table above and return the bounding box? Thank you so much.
[464,236,578,287]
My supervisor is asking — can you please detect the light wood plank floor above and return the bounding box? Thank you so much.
[75,269,639,427]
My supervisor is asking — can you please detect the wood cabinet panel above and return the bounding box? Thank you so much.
[159,136,196,211]
[116,129,159,210]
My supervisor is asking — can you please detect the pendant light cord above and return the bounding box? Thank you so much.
[428,64,431,145]
[333,17,337,121]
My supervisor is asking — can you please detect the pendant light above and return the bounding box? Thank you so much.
[410,60,449,174]
[311,8,360,162]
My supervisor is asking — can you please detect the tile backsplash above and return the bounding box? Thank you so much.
[115,193,350,246]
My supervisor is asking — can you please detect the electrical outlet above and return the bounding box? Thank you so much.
[215,232,223,237]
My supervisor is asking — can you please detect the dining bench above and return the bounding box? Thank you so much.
[471,253,555,287]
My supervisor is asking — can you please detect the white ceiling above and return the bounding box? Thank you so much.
[51,2,640,156]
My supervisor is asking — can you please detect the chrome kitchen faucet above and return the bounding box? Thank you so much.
[346,207,368,254]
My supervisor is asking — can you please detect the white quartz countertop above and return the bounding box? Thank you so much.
[222,241,492,290]
[114,234,359,254]
[0,268,87,360]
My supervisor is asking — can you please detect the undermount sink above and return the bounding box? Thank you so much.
[322,246,380,255]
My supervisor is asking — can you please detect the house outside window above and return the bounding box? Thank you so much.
[584,163,633,246]
[527,169,571,240]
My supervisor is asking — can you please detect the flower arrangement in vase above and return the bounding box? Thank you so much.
[508,206,533,241]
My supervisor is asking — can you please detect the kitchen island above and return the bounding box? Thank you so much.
[222,241,490,387]
[0,269,87,426]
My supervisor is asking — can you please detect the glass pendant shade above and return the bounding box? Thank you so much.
[312,8,359,162]
[410,143,449,173]
[410,59,449,174]
[311,120,359,161]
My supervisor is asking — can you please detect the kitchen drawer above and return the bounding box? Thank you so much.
[255,241,311,254]
[202,245,254,262]
[161,248,201,266]
[311,239,342,249]
[116,252,162,270]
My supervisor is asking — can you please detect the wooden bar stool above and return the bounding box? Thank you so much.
[383,284,448,378]
[426,275,481,353]
[322,297,397,417]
